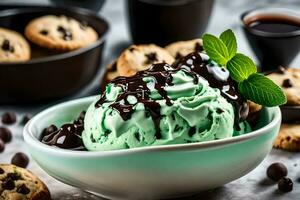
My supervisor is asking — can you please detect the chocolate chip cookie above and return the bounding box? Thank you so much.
[0,28,30,62]
[0,164,51,200]
[165,39,203,59]
[267,67,300,106]
[274,124,300,151]
[25,15,98,51]
[117,44,175,77]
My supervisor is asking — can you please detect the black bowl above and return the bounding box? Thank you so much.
[241,7,300,71]
[0,6,109,104]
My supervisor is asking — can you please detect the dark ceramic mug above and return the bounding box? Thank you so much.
[126,0,215,46]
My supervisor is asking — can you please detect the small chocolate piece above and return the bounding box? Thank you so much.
[1,112,16,125]
[194,42,203,52]
[1,39,14,53]
[57,25,66,33]
[63,31,73,41]
[175,52,183,60]
[144,52,158,64]
[2,178,15,190]
[0,139,5,153]
[282,79,293,88]
[42,125,58,138]
[129,47,136,52]
[17,184,30,195]
[297,177,300,183]
[11,152,29,168]
[21,115,31,125]
[0,127,12,143]
[39,30,48,35]
[276,66,286,74]
[267,162,288,181]
[7,172,20,180]
[278,177,293,192]
[0,167,4,174]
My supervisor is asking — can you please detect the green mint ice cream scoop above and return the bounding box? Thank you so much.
[82,52,251,151]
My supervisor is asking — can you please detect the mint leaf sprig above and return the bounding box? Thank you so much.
[202,29,286,107]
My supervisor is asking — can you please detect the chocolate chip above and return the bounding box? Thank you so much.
[267,162,288,181]
[39,30,48,35]
[79,21,88,30]
[194,42,203,52]
[57,25,66,33]
[0,127,12,143]
[7,172,20,180]
[21,115,31,125]
[175,52,183,60]
[188,127,196,137]
[144,52,158,64]
[0,167,4,174]
[297,177,300,183]
[11,152,29,168]
[217,108,224,114]
[0,139,5,153]
[129,47,136,52]
[17,184,30,194]
[1,39,14,53]
[63,31,73,41]
[42,125,58,138]
[282,79,293,88]
[1,112,16,125]
[278,177,293,192]
[2,178,15,190]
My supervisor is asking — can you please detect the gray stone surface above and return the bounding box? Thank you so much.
[0,0,300,199]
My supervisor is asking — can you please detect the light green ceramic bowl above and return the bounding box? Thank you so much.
[23,96,281,200]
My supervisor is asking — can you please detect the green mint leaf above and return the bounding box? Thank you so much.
[227,53,257,82]
[203,34,230,65]
[220,29,237,59]
[238,73,287,106]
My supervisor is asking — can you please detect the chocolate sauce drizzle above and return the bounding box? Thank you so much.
[95,52,249,136]
[41,112,86,150]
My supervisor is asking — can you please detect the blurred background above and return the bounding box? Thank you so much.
[2,0,300,70]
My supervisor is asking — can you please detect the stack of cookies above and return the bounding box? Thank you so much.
[268,67,300,151]
[0,15,98,62]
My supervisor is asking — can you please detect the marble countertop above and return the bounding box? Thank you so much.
[0,0,300,199]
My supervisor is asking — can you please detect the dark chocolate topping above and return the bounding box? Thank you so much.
[1,39,14,53]
[42,123,83,149]
[41,111,86,150]
[17,184,30,195]
[282,79,293,88]
[95,52,248,136]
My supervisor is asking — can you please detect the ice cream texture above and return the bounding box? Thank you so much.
[82,52,251,151]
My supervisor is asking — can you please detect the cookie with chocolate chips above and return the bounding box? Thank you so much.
[267,68,300,106]
[274,124,300,151]
[25,15,98,51]
[0,164,50,200]
[0,28,30,62]
[117,44,175,77]
[165,39,203,59]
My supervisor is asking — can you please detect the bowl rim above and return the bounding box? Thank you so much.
[0,6,110,65]
[23,96,281,157]
[240,6,300,38]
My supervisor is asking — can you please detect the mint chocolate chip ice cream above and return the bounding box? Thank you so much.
[82,52,251,151]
